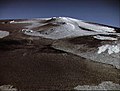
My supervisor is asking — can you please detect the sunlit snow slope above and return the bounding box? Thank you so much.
[10,17,120,39]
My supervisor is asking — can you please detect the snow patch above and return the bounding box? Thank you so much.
[10,18,52,24]
[9,20,15,23]
[66,23,75,30]
[93,35,117,40]
[0,85,17,91]
[98,44,120,54]
[78,22,115,33]
[10,20,37,24]
[22,29,33,33]
[0,30,9,38]
[74,81,120,90]
[67,17,115,33]
[22,29,43,37]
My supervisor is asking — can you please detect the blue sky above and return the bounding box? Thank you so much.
[0,0,119,27]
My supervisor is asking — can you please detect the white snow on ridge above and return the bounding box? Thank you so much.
[78,21,115,33]
[9,18,52,24]
[93,35,117,40]
[98,44,120,54]
[26,22,42,29]
[10,20,36,23]
[67,17,115,33]
[10,20,46,29]
[67,23,75,30]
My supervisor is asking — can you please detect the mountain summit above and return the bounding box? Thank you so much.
[10,17,120,40]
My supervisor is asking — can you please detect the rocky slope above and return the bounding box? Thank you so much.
[0,17,120,90]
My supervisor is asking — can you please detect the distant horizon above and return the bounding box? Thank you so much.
[0,0,119,27]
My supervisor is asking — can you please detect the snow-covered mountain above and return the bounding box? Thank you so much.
[8,17,120,69]
[0,17,120,90]
[10,17,119,39]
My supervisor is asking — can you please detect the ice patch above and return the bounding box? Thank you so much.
[0,30,9,38]
[74,81,120,90]
[93,35,117,40]
[98,44,120,54]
